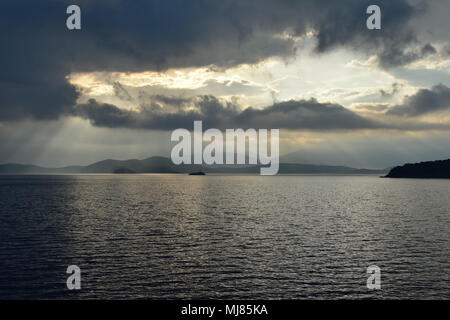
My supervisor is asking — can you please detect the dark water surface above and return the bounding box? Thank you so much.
[0,174,449,299]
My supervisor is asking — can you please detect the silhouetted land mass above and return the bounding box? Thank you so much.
[385,159,450,178]
[0,156,387,175]
[189,171,206,175]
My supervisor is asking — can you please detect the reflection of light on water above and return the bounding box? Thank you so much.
[1,174,449,299]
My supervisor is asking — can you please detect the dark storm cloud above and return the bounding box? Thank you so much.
[74,96,237,130]
[387,84,450,117]
[233,99,382,130]
[0,80,78,121]
[0,0,428,122]
[74,96,382,131]
[312,1,431,68]
[376,43,437,68]
[76,90,450,132]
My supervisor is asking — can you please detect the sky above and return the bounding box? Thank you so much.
[1,0,450,169]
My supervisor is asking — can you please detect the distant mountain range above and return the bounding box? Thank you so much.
[0,156,388,175]
[385,159,450,178]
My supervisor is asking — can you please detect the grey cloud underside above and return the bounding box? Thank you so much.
[387,84,450,117]
[0,0,435,121]
[75,85,450,131]
[74,96,383,131]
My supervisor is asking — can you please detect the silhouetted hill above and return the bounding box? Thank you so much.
[0,156,387,175]
[385,159,450,178]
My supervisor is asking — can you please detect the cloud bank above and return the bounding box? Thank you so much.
[387,84,450,117]
[0,0,431,122]
[74,95,381,131]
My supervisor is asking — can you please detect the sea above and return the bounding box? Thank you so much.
[0,174,449,299]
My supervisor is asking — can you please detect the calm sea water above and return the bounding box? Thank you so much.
[0,174,449,299]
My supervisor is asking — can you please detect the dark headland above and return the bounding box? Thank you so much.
[385,159,450,179]
[189,171,206,175]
